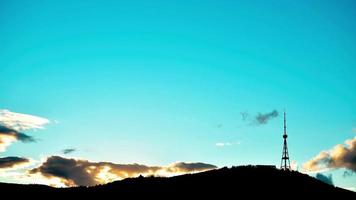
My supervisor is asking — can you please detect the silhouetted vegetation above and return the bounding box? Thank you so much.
[1,166,355,198]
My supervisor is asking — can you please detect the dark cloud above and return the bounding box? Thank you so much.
[62,148,76,154]
[240,110,279,125]
[315,173,333,186]
[29,156,97,186]
[255,110,279,125]
[29,156,217,187]
[343,170,355,178]
[0,156,30,169]
[0,125,15,133]
[304,136,356,172]
[0,125,36,152]
[14,132,36,142]
[0,125,35,142]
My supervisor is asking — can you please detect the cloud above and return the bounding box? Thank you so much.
[0,109,50,132]
[166,162,217,173]
[28,156,217,187]
[215,141,241,147]
[0,125,36,152]
[0,157,30,169]
[291,160,299,171]
[240,112,249,121]
[215,142,232,147]
[0,125,35,142]
[303,136,356,172]
[240,110,279,125]
[254,110,279,125]
[343,170,354,177]
[315,173,333,186]
[0,109,49,152]
[62,148,76,155]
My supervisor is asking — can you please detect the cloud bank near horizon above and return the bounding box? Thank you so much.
[28,156,217,187]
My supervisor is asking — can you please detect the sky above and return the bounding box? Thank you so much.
[0,0,355,189]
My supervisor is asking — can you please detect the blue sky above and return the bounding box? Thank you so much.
[0,0,355,189]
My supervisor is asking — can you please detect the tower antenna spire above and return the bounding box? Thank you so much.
[281,109,291,170]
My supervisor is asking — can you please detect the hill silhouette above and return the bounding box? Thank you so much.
[1,165,355,198]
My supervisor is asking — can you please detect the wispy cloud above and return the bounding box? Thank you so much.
[0,109,49,152]
[303,136,356,172]
[343,170,354,177]
[215,142,232,147]
[215,141,240,147]
[240,112,249,121]
[62,148,76,155]
[254,110,279,125]
[28,156,217,187]
[240,110,279,126]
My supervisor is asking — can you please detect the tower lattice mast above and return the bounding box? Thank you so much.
[281,110,291,170]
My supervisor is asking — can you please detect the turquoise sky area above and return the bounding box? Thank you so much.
[0,0,355,190]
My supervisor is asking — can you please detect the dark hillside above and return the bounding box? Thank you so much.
[1,166,355,198]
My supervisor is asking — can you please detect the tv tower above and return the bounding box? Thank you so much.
[281,110,291,170]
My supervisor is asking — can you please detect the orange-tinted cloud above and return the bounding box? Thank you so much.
[303,136,356,172]
[29,156,217,187]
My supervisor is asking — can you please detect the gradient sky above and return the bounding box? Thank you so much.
[0,0,355,189]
